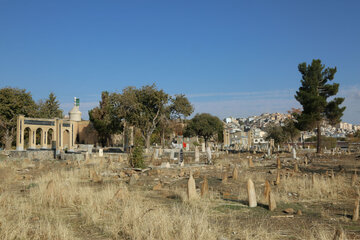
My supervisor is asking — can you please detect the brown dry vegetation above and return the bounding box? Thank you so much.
[0,152,359,239]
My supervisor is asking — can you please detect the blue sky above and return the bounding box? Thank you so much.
[1,0,359,124]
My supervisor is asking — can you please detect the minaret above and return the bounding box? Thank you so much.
[69,97,82,121]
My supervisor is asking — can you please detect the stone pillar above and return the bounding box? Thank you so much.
[56,119,63,151]
[29,128,36,149]
[16,115,25,151]
[70,123,75,151]
[41,128,47,149]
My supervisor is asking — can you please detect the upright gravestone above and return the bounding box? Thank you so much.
[247,179,257,207]
[154,149,159,160]
[186,143,190,151]
[187,172,197,201]
[201,143,206,152]
[292,148,297,159]
[195,146,200,162]
[179,148,184,165]
[206,146,212,164]
[99,148,103,157]
[170,149,175,160]
[267,147,271,157]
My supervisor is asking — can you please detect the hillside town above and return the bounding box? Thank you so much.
[223,112,360,150]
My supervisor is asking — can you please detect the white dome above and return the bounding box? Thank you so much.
[69,106,81,121]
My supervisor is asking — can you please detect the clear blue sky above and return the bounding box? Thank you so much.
[1,0,359,124]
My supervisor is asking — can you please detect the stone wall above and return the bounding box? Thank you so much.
[9,150,55,160]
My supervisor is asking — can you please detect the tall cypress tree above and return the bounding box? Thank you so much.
[294,59,346,153]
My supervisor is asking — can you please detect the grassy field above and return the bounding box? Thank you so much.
[0,151,359,239]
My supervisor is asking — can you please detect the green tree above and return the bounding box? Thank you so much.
[169,94,194,120]
[115,85,169,149]
[295,59,345,153]
[37,92,63,118]
[129,136,145,168]
[265,124,287,145]
[89,91,122,146]
[184,113,223,146]
[282,119,300,143]
[0,87,37,149]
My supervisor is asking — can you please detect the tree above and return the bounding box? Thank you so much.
[169,94,194,120]
[129,136,145,168]
[265,124,287,145]
[295,59,346,153]
[0,87,37,149]
[282,119,300,143]
[184,113,223,146]
[37,92,63,118]
[115,84,169,149]
[89,91,122,146]
[265,119,300,145]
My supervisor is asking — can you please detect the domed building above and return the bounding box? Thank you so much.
[16,97,98,151]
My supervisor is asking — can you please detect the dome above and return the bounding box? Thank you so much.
[69,97,82,121]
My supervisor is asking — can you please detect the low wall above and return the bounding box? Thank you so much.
[9,150,55,160]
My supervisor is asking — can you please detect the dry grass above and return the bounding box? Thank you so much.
[0,154,357,239]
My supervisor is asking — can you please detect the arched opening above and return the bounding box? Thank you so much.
[47,129,54,148]
[24,127,31,149]
[36,128,42,147]
[63,130,70,149]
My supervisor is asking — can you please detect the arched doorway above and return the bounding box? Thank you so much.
[36,128,42,148]
[63,130,70,150]
[24,127,31,149]
[47,129,54,149]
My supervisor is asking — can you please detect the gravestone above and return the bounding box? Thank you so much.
[201,143,206,152]
[99,148,103,157]
[170,150,175,160]
[232,166,239,180]
[195,146,200,162]
[154,149,159,159]
[292,148,297,159]
[269,192,276,211]
[206,146,212,164]
[247,179,257,207]
[187,172,197,201]
[201,177,209,197]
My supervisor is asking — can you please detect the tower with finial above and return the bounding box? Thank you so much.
[69,97,82,121]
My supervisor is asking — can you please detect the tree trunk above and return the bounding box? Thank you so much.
[145,134,151,150]
[162,129,165,148]
[317,121,321,154]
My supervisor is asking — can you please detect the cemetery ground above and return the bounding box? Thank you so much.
[0,151,360,239]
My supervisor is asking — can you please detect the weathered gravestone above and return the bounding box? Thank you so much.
[195,146,200,162]
[206,147,212,164]
[247,179,257,207]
